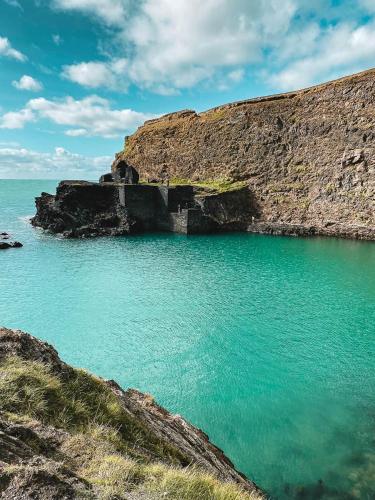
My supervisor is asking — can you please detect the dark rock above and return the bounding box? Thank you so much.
[31,181,133,238]
[31,180,256,238]
[112,159,139,184]
[0,327,71,375]
[99,172,113,183]
[0,237,23,249]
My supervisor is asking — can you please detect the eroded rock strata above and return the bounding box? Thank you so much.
[0,327,262,499]
[118,69,375,240]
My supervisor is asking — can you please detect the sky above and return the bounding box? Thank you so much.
[1,0,375,179]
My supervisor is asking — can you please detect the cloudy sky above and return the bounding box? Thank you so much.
[1,0,375,178]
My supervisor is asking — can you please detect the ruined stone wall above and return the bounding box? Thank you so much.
[122,69,375,234]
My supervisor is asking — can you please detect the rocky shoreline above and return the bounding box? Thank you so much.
[247,222,375,240]
[0,327,263,499]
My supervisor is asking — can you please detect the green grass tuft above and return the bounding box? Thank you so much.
[0,355,262,500]
[0,356,186,465]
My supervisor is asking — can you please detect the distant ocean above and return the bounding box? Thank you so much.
[1,179,375,498]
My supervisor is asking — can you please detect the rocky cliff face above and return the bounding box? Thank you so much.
[0,327,262,499]
[121,69,375,240]
[32,181,132,238]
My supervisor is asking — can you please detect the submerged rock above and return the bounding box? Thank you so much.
[0,327,263,499]
[0,233,23,250]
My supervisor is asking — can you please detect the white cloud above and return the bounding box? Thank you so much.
[0,36,26,61]
[0,109,34,129]
[0,95,155,137]
[64,128,89,136]
[62,59,128,90]
[54,0,297,93]
[360,0,375,13]
[269,22,375,90]
[12,75,43,91]
[125,0,296,92]
[4,0,23,9]
[228,69,245,83]
[52,0,127,26]
[52,34,63,45]
[0,145,112,179]
[49,0,375,94]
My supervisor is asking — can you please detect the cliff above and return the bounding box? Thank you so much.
[121,69,375,240]
[0,327,263,499]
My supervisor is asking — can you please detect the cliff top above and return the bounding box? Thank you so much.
[142,67,375,128]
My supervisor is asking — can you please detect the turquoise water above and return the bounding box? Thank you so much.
[1,179,375,498]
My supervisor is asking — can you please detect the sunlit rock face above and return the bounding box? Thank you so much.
[121,69,375,240]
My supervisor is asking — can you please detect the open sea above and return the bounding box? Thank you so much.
[1,179,375,498]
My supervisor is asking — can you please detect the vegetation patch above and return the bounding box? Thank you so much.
[0,356,185,465]
[140,178,248,194]
[0,355,262,500]
[201,108,228,122]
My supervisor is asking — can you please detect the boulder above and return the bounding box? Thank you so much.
[0,233,23,249]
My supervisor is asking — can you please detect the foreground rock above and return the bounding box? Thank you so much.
[0,327,263,499]
[0,233,23,250]
[119,69,375,241]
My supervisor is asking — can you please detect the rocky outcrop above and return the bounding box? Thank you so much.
[0,233,22,250]
[120,69,375,240]
[31,181,133,238]
[32,177,255,237]
[0,327,263,499]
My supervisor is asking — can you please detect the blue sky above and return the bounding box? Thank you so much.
[1,0,375,178]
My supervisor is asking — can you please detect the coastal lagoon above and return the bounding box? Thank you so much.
[1,179,375,498]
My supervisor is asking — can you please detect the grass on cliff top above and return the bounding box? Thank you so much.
[0,356,186,465]
[140,178,248,194]
[0,356,262,500]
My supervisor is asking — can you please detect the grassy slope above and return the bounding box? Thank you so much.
[0,356,261,500]
[140,178,248,194]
